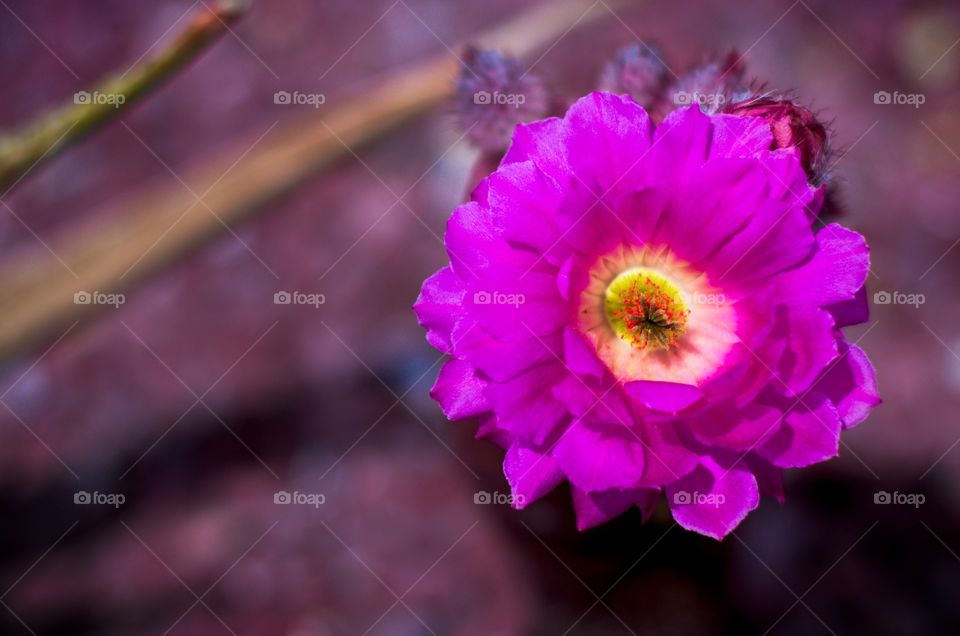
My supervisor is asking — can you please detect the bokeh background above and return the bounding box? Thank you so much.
[1,0,959,633]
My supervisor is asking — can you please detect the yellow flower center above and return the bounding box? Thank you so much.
[604,268,689,351]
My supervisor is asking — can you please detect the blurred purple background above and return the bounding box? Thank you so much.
[1,0,959,633]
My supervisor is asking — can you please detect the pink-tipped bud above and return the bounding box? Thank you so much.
[725,97,830,184]
[454,47,549,152]
[599,43,669,110]
[664,52,749,117]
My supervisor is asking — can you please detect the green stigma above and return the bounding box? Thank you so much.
[604,268,689,351]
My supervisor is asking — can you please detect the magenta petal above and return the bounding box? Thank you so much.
[704,186,815,286]
[610,187,668,248]
[476,415,511,449]
[665,456,760,540]
[502,117,569,185]
[624,380,702,413]
[651,160,764,266]
[551,375,597,417]
[776,224,870,309]
[691,397,782,450]
[485,364,569,444]
[552,374,632,425]
[815,343,880,429]
[571,486,660,530]
[550,179,625,256]
[649,106,712,183]
[454,322,561,382]
[777,308,839,395]
[444,200,502,278]
[764,147,822,214]
[488,161,565,254]
[504,441,564,508]
[638,418,701,486]
[710,113,774,159]
[757,392,841,467]
[563,327,607,379]
[430,359,490,420]
[414,267,466,354]
[827,286,869,328]
[553,421,645,491]
[562,92,653,194]
[464,285,570,342]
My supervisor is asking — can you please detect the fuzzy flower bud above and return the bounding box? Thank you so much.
[725,97,830,184]
[599,43,669,110]
[454,47,549,152]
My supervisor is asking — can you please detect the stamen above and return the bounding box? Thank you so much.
[604,268,689,351]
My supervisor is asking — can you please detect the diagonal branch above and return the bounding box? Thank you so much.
[0,0,250,194]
